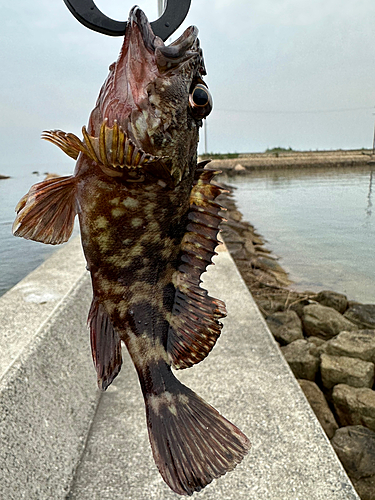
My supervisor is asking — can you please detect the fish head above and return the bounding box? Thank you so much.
[87,6,212,184]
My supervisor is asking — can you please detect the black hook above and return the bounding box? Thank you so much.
[62,0,191,40]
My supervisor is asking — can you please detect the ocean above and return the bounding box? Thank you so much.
[229,165,375,303]
[0,169,77,297]
[1,165,374,304]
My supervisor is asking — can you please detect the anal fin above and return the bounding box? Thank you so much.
[88,298,122,391]
[13,175,77,245]
[168,166,227,369]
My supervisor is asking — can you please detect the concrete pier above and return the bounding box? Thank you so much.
[0,238,360,499]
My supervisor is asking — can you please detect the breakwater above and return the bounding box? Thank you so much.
[207,149,373,174]
[218,186,375,500]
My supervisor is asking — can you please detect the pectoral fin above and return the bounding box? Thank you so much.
[88,298,122,391]
[13,175,77,245]
[167,165,227,369]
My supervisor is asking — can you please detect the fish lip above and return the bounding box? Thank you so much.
[127,6,160,52]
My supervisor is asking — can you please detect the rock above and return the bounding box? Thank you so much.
[298,380,338,438]
[315,290,348,314]
[331,425,375,480]
[320,354,374,389]
[44,172,60,180]
[344,304,375,329]
[220,226,243,243]
[256,256,287,275]
[225,242,247,260]
[352,475,375,500]
[234,163,246,172]
[325,330,375,364]
[230,209,243,222]
[332,384,375,431]
[289,298,311,318]
[224,218,248,231]
[307,336,327,355]
[301,303,358,340]
[280,339,320,380]
[266,310,303,345]
[243,236,256,255]
[251,234,265,245]
[256,298,285,315]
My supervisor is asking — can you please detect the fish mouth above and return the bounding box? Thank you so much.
[90,6,203,184]
[125,6,201,72]
[126,6,159,53]
[102,6,201,121]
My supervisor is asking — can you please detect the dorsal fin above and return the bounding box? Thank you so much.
[42,121,164,168]
[167,164,228,369]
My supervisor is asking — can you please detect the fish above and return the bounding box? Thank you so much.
[13,6,250,495]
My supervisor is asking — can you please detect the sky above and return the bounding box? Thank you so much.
[1,0,375,175]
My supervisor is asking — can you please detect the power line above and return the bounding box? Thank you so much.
[214,106,372,115]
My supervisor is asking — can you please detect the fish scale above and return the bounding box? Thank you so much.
[13,6,250,496]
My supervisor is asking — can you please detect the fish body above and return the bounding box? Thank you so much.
[13,7,250,495]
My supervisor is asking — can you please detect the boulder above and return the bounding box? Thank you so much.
[298,380,338,438]
[289,298,311,318]
[220,226,243,243]
[234,163,246,172]
[326,330,375,364]
[301,303,357,340]
[266,310,303,345]
[256,298,285,315]
[224,218,248,232]
[225,242,247,260]
[331,426,375,480]
[243,236,256,255]
[229,209,243,222]
[352,475,375,500]
[320,354,374,389]
[315,290,348,314]
[307,336,327,355]
[344,304,375,329]
[332,384,375,431]
[280,339,320,380]
[257,256,286,275]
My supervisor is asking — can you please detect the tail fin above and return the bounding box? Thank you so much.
[144,378,250,496]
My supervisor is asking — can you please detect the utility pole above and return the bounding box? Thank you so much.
[372,109,375,156]
[204,119,208,155]
[158,0,165,16]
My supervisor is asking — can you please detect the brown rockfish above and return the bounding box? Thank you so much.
[13,7,250,495]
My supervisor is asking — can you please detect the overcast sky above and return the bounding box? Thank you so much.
[2,0,375,175]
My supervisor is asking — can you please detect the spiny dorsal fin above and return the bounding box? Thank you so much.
[42,121,165,171]
[13,175,77,245]
[167,165,228,369]
[88,298,122,391]
[41,130,86,160]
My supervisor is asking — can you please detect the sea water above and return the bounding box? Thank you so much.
[229,166,375,303]
[0,170,77,297]
[1,166,374,303]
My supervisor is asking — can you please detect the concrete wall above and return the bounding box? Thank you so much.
[0,238,98,500]
[0,238,360,499]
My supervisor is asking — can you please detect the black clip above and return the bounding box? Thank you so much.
[63,0,191,40]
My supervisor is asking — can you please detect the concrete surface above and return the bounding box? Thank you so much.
[0,237,98,500]
[67,246,360,500]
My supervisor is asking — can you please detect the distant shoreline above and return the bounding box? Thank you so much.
[201,149,374,175]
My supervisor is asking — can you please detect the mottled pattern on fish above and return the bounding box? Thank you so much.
[13,7,250,496]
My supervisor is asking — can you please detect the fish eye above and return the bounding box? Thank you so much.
[189,83,212,119]
[192,86,210,106]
